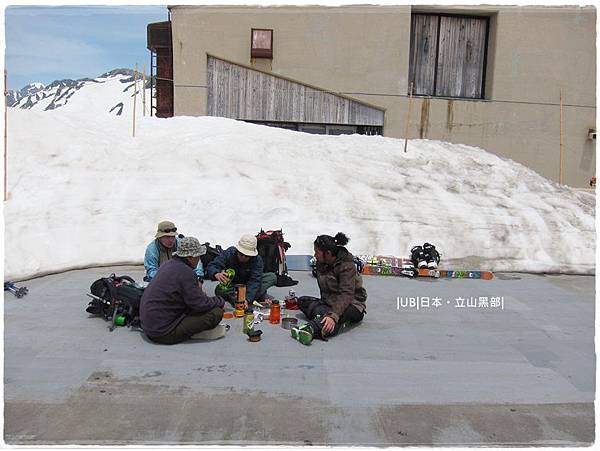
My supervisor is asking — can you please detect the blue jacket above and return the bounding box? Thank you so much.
[140,257,224,338]
[206,246,263,301]
[144,237,204,281]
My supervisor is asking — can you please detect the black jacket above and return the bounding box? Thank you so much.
[140,256,224,338]
[206,246,264,301]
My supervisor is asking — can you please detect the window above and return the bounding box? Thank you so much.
[246,121,383,136]
[409,13,489,99]
[251,28,273,59]
[325,125,356,135]
[298,124,326,135]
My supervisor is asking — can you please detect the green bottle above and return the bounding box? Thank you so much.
[243,308,254,334]
[217,268,236,290]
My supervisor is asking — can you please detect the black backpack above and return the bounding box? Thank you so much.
[256,229,298,287]
[200,242,223,279]
[256,232,281,274]
[86,274,144,330]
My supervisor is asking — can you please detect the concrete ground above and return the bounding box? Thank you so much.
[4,267,595,446]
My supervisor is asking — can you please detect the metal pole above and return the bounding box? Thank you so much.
[404,82,414,153]
[559,88,564,185]
[132,64,138,138]
[150,52,154,117]
[4,69,8,201]
[142,63,146,117]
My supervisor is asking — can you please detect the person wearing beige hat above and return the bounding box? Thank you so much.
[207,233,277,304]
[140,236,228,345]
[144,220,204,282]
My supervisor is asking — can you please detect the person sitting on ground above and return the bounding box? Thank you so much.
[144,220,204,282]
[291,232,367,345]
[206,234,277,305]
[140,237,227,345]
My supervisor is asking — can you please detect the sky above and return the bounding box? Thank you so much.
[4,5,168,91]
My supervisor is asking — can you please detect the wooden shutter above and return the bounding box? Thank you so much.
[409,14,439,96]
[436,16,487,98]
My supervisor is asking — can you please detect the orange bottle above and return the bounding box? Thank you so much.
[270,300,281,324]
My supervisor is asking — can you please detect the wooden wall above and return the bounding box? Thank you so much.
[207,56,384,125]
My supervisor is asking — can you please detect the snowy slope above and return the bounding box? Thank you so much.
[4,81,596,280]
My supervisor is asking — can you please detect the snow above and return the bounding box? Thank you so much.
[4,81,596,281]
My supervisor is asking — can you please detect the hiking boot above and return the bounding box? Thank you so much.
[423,243,441,269]
[191,324,230,340]
[410,245,427,268]
[291,323,314,345]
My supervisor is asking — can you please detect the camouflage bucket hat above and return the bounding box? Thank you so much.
[173,236,207,258]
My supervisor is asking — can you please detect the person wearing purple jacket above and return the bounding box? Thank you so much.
[140,237,227,345]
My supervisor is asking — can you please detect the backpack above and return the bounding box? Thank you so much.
[255,229,298,287]
[200,242,223,279]
[86,274,144,330]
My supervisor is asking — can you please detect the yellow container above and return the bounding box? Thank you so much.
[234,304,245,318]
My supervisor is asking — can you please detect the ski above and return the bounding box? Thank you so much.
[362,264,439,278]
[359,255,413,268]
[363,264,411,277]
[359,254,493,280]
[416,268,441,278]
[362,265,494,280]
[439,270,494,280]
[4,281,29,298]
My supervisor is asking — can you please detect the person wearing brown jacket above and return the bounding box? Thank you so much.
[291,232,367,345]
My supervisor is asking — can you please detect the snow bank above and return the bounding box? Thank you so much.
[4,109,595,280]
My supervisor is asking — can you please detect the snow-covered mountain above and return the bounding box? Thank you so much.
[6,81,46,106]
[7,69,150,116]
